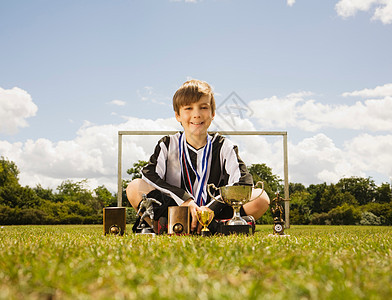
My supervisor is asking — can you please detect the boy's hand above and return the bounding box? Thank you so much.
[181,199,200,232]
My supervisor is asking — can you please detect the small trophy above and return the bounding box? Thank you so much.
[196,210,214,236]
[270,191,287,236]
[136,194,162,235]
[207,181,264,226]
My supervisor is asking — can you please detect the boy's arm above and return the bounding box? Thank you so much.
[142,136,192,205]
[143,162,192,205]
[223,141,253,186]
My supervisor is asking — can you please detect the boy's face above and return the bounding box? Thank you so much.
[175,95,215,138]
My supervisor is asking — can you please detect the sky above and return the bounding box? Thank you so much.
[1,0,392,193]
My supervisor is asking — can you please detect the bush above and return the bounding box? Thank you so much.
[0,206,49,225]
[328,204,361,225]
[310,212,330,225]
[61,214,83,224]
[126,207,138,224]
[257,209,273,224]
[361,202,392,225]
[83,215,102,224]
[18,208,48,225]
[0,205,17,225]
[290,206,311,225]
[360,211,381,225]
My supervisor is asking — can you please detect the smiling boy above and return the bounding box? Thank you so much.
[127,79,270,233]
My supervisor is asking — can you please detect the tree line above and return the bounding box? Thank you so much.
[249,164,392,226]
[0,157,121,225]
[1,157,391,225]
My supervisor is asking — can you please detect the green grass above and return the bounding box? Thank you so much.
[0,225,391,300]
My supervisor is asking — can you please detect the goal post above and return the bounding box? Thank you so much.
[117,130,290,227]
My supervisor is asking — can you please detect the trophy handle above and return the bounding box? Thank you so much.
[195,210,204,225]
[250,181,265,201]
[207,183,224,203]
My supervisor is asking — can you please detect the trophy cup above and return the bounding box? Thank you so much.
[196,210,214,236]
[269,191,289,236]
[207,181,264,234]
[136,194,162,235]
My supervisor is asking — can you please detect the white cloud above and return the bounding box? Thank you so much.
[342,83,392,98]
[0,117,181,192]
[288,134,365,184]
[335,0,392,24]
[0,87,38,135]
[108,99,126,106]
[249,90,392,132]
[344,133,392,176]
[372,1,392,24]
[287,0,295,7]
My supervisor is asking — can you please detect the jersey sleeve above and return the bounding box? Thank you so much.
[221,138,253,186]
[141,136,193,205]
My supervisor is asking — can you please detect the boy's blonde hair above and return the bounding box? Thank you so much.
[173,79,215,115]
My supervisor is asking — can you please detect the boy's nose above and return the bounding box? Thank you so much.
[192,109,201,117]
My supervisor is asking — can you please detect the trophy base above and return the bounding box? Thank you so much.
[218,224,250,235]
[136,224,156,236]
[200,230,212,237]
[273,223,285,235]
[268,233,290,237]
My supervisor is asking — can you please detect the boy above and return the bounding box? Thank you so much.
[127,79,270,233]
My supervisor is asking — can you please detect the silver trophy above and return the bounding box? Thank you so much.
[136,194,162,234]
[207,181,264,226]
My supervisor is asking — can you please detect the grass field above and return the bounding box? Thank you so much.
[0,225,391,300]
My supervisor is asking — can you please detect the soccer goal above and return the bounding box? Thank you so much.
[117,130,290,227]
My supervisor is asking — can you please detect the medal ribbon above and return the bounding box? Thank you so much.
[179,132,212,206]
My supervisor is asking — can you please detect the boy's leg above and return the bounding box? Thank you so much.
[126,178,155,210]
[243,188,270,220]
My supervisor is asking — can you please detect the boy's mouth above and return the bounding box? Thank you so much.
[191,122,204,125]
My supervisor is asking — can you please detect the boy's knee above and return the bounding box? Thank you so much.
[261,191,270,206]
[256,191,270,214]
[243,189,270,220]
[126,178,139,197]
[126,178,144,209]
[127,178,142,190]
[126,178,155,210]
[253,189,270,205]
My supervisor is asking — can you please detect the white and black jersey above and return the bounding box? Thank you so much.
[142,132,253,206]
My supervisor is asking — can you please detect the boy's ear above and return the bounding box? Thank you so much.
[175,112,181,122]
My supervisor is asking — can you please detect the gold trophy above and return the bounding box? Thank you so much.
[269,191,289,236]
[207,181,264,227]
[196,210,215,236]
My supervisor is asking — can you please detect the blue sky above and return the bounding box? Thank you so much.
[1,0,392,191]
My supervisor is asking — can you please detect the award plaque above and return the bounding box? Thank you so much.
[103,207,126,236]
[168,206,190,235]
